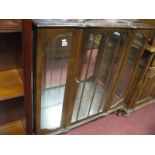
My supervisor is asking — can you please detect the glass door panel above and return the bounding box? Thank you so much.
[71,33,102,122]
[40,31,73,129]
[72,31,125,123]
[97,32,124,111]
[136,53,155,103]
[112,32,148,107]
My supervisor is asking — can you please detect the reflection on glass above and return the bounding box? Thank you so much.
[137,51,153,102]
[98,32,122,111]
[72,33,100,122]
[40,32,72,129]
[72,32,122,122]
[112,33,145,107]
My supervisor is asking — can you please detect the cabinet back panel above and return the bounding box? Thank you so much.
[0,33,22,72]
[0,97,25,125]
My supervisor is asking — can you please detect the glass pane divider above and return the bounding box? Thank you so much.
[49,42,54,87]
[131,53,154,106]
[59,55,65,85]
[104,31,139,110]
[124,35,150,101]
[102,32,132,111]
[87,82,98,117]
[87,36,109,116]
[75,36,96,121]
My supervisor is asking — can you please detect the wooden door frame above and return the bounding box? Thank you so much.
[123,29,154,109]
[61,28,87,128]
[102,29,135,111]
[132,52,155,107]
[22,20,33,134]
[34,27,85,134]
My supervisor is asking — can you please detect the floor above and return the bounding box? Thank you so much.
[65,103,155,135]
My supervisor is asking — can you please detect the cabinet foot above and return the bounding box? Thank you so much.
[115,109,130,117]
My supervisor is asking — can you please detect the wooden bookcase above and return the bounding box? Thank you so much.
[1,19,154,135]
[0,20,32,135]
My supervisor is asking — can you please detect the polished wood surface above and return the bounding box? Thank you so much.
[34,28,44,134]
[0,20,31,135]
[22,20,33,134]
[0,20,22,33]
[0,120,26,135]
[0,69,24,101]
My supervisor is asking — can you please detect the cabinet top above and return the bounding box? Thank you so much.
[0,20,22,32]
[33,19,155,29]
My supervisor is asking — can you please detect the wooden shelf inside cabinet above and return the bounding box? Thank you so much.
[132,40,155,53]
[0,120,26,135]
[0,69,24,101]
[145,44,155,53]
[0,20,22,32]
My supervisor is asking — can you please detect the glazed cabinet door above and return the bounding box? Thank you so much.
[71,28,131,124]
[34,28,84,134]
[134,54,155,106]
[116,29,153,109]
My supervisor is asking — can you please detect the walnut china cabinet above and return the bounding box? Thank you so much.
[33,19,155,134]
[0,20,32,135]
[1,19,154,135]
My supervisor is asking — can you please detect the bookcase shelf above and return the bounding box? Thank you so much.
[0,20,22,33]
[0,120,26,135]
[0,69,24,101]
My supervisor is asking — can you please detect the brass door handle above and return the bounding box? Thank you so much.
[75,78,80,84]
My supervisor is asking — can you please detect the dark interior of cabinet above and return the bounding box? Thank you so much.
[123,47,153,107]
[136,50,155,103]
[113,32,151,108]
[0,21,26,134]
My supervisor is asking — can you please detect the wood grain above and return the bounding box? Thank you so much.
[0,120,26,135]
[0,69,24,101]
[0,20,22,32]
[0,97,25,125]
[22,19,33,134]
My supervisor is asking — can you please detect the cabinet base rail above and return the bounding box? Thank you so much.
[41,98,155,135]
